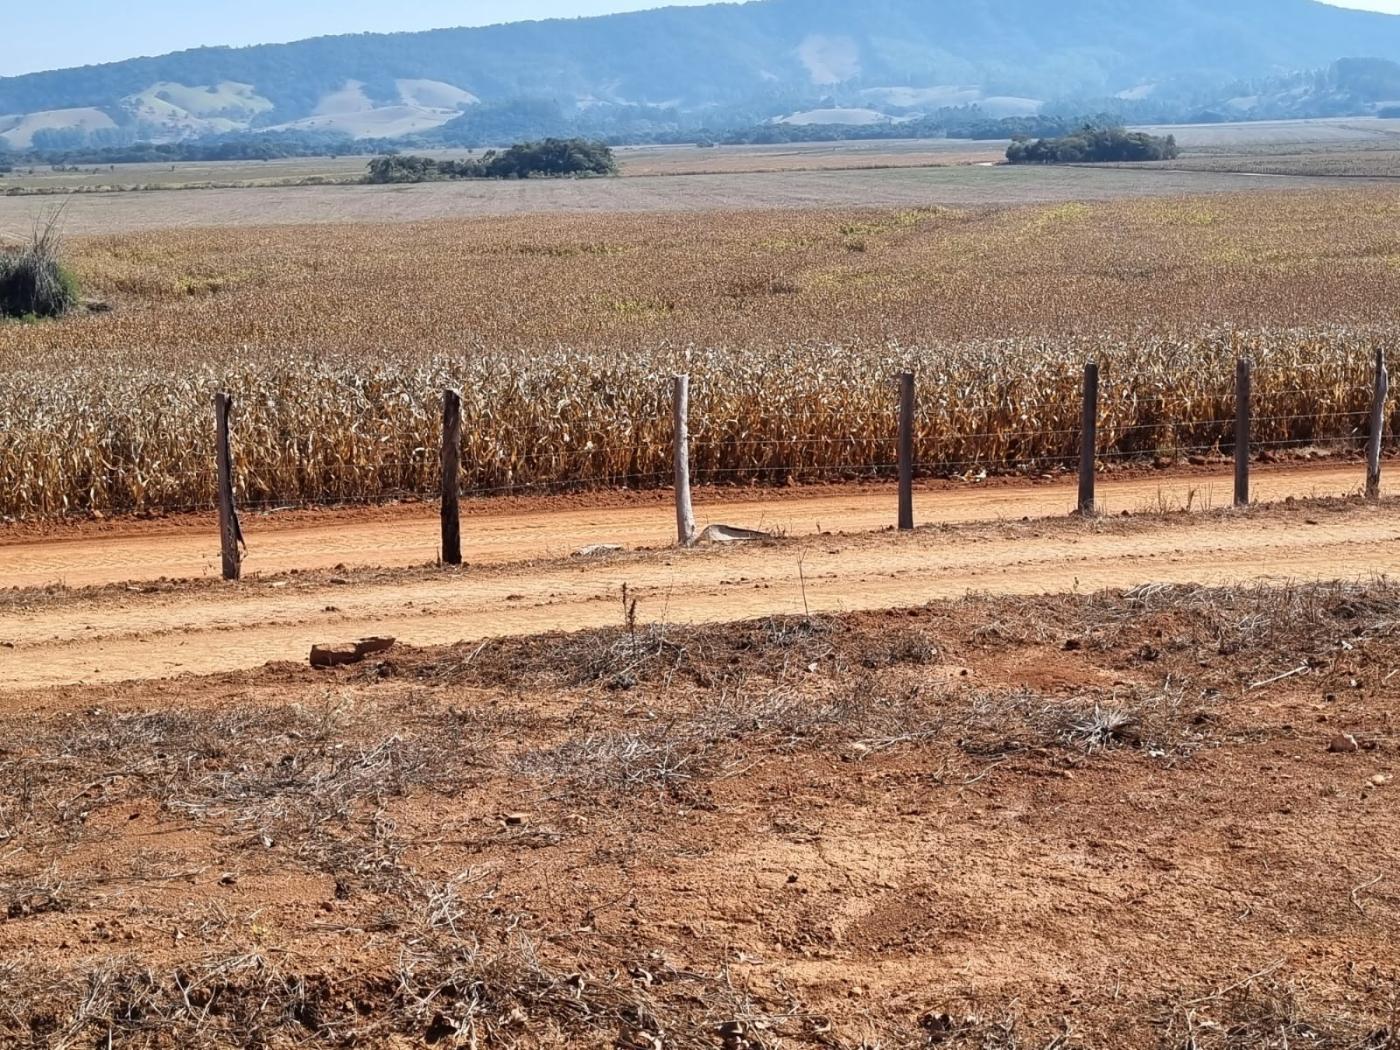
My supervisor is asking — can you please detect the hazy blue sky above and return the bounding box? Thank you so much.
[2,0,1398,77]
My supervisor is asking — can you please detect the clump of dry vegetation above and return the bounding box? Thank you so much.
[1160,975,1400,1049]
[1,189,1398,518]
[0,217,77,320]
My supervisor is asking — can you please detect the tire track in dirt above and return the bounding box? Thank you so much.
[0,464,1377,590]
[4,503,1398,692]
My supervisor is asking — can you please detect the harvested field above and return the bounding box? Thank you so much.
[1144,116,1400,152]
[1110,118,1400,178]
[2,189,1400,519]
[1,571,1397,1047]
[0,164,1384,237]
[1131,151,1400,178]
[25,191,1400,351]
[0,141,1005,195]
[614,139,1005,176]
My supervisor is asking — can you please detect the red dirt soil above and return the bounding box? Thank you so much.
[2,488,1398,693]
[0,586,1396,1048]
[0,462,1377,590]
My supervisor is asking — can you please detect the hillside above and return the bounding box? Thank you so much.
[5,0,1400,147]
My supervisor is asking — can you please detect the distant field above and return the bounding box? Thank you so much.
[1135,150,1400,177]
[0,151,461,193]
[3,116,1398,210]
[1119,117,1400,177]
[616,138,1004,175]
[0,163,1383,237]
[1144,116,1400,151]
[0,140,1001,194]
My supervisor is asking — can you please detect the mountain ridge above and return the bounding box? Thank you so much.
[5,0,1400,148]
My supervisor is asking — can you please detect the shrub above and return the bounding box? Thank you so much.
[0,220,78,320]
[365,154,444,184]
[1006,126,1180,164]
[473,138,618,178]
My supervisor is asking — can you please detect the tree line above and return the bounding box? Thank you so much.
[1005,126,1179,164]
[0,132,403,168]
[365,139,618,183]
[1,110,1146,170]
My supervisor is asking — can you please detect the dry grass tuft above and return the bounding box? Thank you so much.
[0,213,77,320]
[1163,976,1400,1049]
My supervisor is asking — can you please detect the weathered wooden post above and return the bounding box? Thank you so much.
[898,372,915,531]
[213,392,242,581]
[1078,361,1099,516]
[1367,348,1389,501]
[674,375,697,546]
[441,388,463,566]
[1235,357,1252,508]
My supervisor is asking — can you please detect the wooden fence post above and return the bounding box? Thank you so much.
[213,392,242,581]
[898,372,915,531]
[1235,357,1252,508]
[674,375,697,547]
[1078,361,1099,516]
[441,389,463,566]
[1367,348,1389,501]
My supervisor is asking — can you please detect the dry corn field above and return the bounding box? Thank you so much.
[2,186,1400,519]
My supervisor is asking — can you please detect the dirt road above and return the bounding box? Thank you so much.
[0,464,1376,591]
[3,489,1397,692]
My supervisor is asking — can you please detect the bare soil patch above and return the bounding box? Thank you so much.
[1,579,1397,1047]
[0,461,1380,590]
[2,491,1398,697]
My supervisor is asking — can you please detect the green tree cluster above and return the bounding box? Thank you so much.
[1005,126,1179,164]
[13,132,399,167]
[366,139,618,183]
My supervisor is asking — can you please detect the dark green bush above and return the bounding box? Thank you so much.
[367,139,618,184]
[0,222,78,320]
[1006,126,1179,164]
[365,154,444,184]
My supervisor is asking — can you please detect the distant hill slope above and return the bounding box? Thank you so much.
[5,0,1400,147]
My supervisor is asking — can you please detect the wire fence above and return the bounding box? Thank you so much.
[2,360,1391,530]
[24,429,1380,521]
